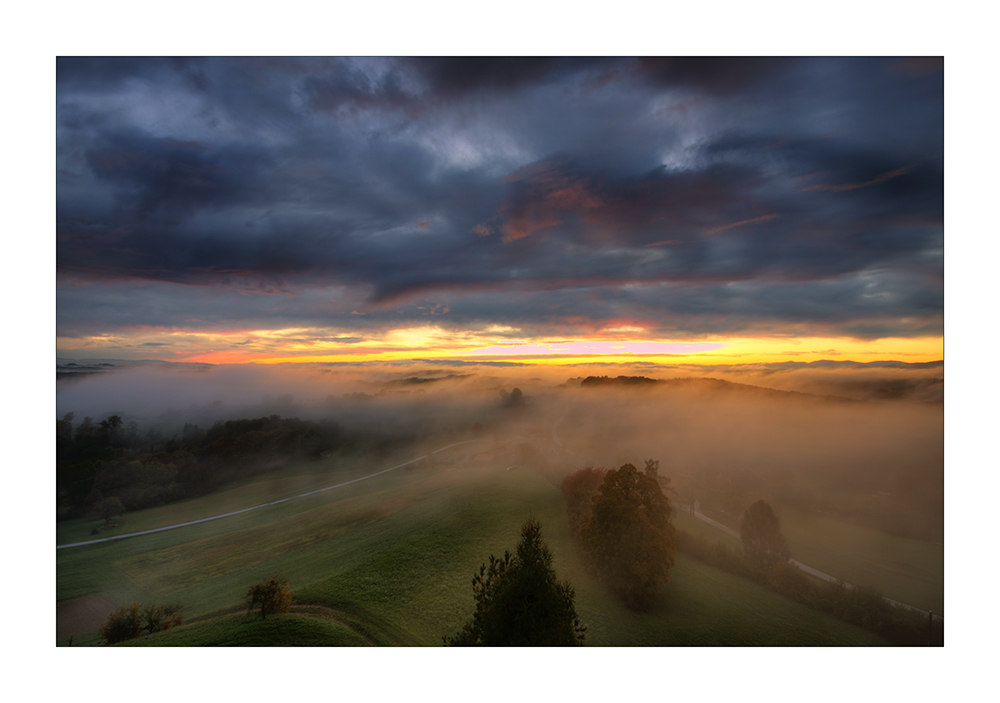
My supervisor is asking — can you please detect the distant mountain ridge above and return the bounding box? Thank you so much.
[572,374,862,403]
[57,358,214,381]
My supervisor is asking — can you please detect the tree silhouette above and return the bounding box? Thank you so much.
[560,467,607,538]
[245,577,293,619]
[740,499,790,569]
[445,519,585,646]
[579,463,677,610]
[88,496,125,525]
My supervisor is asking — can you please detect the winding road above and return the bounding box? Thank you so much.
[56,439,492,551]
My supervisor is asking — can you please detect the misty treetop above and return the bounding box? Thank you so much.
[740,499,791,570]
[560,467,607,539]
[562,462,678,611]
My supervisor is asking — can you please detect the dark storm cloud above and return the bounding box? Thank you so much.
[301,62,415,114]
[634,56,794,94]
[84,131,276,217]
[57,57,210,91]
[57,57,943,340]
[411,56,606,95]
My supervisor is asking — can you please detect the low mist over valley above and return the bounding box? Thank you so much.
[57,358,943,648]
[56,359,944,539]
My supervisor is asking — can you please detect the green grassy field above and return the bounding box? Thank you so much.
[57,441,891,646]
[673,508,742,547]
[777,505,944,614]
[55,447,422,546]
[553,392,943,618]
[119,611,373,646]
[671,501,943,615]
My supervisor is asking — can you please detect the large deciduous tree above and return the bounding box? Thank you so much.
[740,499,790,569]
[444,519,585,646]
[579,463,677,611]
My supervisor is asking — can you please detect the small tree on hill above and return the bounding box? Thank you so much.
[740,499,790,570]
[444,519,585,646]
[579,463,677,611]
[246,576,293,619]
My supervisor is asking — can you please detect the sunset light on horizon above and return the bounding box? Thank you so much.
[57,57,943,376]
[139,333,942,367]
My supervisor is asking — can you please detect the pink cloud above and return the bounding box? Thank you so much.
[498,161,605,243]
[801,164,920,193]
[705,213,779,235]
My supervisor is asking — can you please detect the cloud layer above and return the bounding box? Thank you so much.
[57,57,943,358]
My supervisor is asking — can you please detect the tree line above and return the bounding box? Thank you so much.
[57,412,402,522]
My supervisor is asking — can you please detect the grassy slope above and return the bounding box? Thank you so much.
[55,450,413,546]
[673,508,742,547]
[58,447,889,646]
[119,613,371,646]
[777,505,944,614]
[554,392,943,616]
[672,503,943,614]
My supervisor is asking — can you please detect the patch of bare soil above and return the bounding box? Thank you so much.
[57,595,119,640]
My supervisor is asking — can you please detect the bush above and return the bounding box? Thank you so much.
[100,601,185,644]
[100,603,143,644]
[143,603,185,634]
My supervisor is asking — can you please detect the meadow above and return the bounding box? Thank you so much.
[57,435,891,646]
[554,385,944,617]
[669,489,943,614]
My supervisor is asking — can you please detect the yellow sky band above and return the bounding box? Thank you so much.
[242,336,943,366]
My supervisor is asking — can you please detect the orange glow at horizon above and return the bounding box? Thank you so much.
[58,324,942,367]
[169,333,942,367]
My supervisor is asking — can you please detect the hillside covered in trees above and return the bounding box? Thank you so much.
[56,412,400,521]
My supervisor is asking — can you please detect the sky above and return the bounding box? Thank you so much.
[56,56,944,367]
